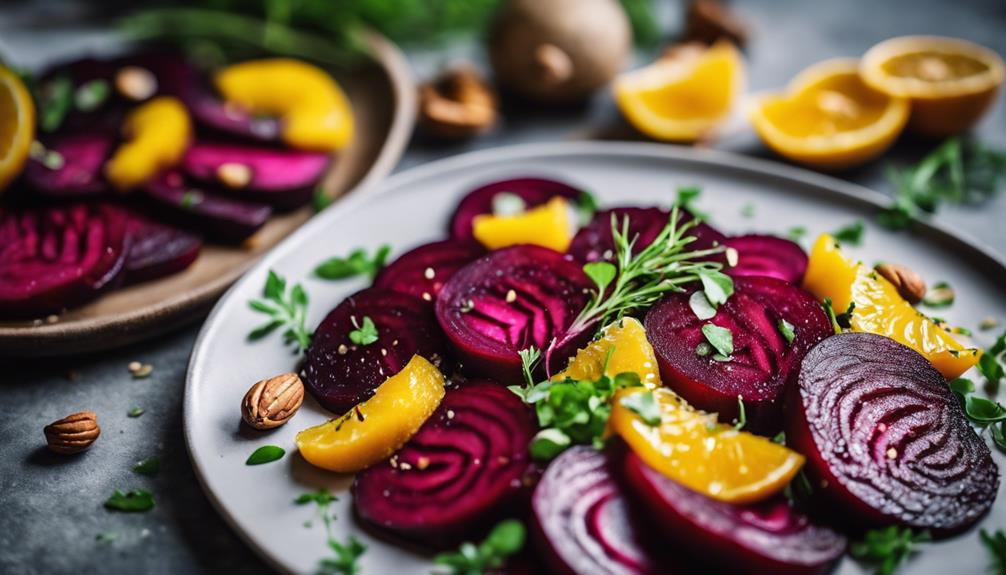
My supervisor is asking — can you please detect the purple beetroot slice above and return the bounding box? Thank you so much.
[123,212,202,285]
[787,332,999,536]
[181,142,330,210]
[448,177,582,241]
[0,202,129,318]
[22,133,115,198]
[435,245,593,384]
[303,287,450,414]
[568,206,726,263]
[645,276,832,433]
[724,235,808,284]
[373,240,485,302]
[353,381,537,548]
[144,171,272,243]
[532,446,676,575]
[185,80,282,143]
[620,450,846,575]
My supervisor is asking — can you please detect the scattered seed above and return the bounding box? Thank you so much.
[416,456,430,470]
[45,314,59,324]
[886,447,898,459]
[725,247,739,267]
[422,292,432,301]
[446,409,455,420]
[505,289,517,303]
[337,344,349,355]
[423,267,435,280]
[399,462,412,471]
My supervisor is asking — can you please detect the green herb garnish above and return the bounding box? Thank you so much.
[922,281,954,308]
[778,318,796,344]
[701,324,733,358]
[39,75,73,133]
[179,190,203,209]
[74,78,110,112]
[313,185,334,213]
[246,445,286,465]
[127,406,145,418]
[832,220,865,246]
[741,203,756,218]
[980,329,1006,393]
[295,489,367,575]
[980,529,1006,574]
[851,526,930,575]
[734,396,747,430]
[133,456,161,476]
[688,290,717,320]
[620,391,661,426]
[105,489,155,512]
[95,532,118,544]
[674,186,707,220]
[348,315,378,346]
[787,226,807,241]
[434,519,526,575]
[248,270,312,353]
[314,245,391,281]
[575,189,599,226]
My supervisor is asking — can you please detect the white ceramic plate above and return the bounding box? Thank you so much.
[186,142,1006,574]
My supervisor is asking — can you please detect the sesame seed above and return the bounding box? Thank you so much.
[422,292,432,301]
[424,267,435,280]
[338,344,349,355]
[886,447,898,459]
[446,409,455,420]
[505,289,517,303]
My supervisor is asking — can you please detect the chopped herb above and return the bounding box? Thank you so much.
[491,192,526,216]
[778,318,796,344]
[980,330,1006,393]
[133,456,161,476]
[698,268,734,308]
[832,220,865,246]
[248,270,312,353]
[695,342,712,357]
[348,316,379,346]
[319,536,366,575]
[949,377,976,397]
[179,190,203,209]
[583,261,616,295]
[575,189,599,226]
[674,186,707,220]
[620,391,661,426]
[741,203,756,218]
[980,529,1006,574]
[246,445,286,465]
[313,186,334,212]
[921,281,954,308]
[991,423,1006,451]
[74,78,110,112]
[787,226,807,241]
[295,488,338,507]
[701,324,733,357]
[434,519,526,575]
[127,406,145,418]
[851,526,930,575]
[688,290,717,320]
[95,532,118,544]
[314,245,391,281]
[953,326,973,336]
[39,75,74,133]
[734,396,747,430]
[104,489,155,512]
[822,298,842,334]
[772,431,786,445]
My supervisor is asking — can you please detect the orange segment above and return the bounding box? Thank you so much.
[861,36,1005,136]
[803,234,978,379]
[105,96,192,191]
[750,59,909,170]
[0,65,35,193]
[614,41,745,142]
[609,387,804,504]
[555,317,661,388]
[472,196,572,252]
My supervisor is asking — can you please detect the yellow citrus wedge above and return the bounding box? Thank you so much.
[0,65,35,193]
[105,96,192,191]
[472,196,572,252]
[609,387,804,504]
[861,35,1005,137]
[802,234,979,379]
[750,58,909,170]
[614,41,745,142]
[555,317,661,388]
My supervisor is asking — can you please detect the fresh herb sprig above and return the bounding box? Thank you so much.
[979,328,1006,394]
[248,270,312,353]
[433,519,526,575]
[851,526,930,575]
[980,528,1006,575]
[949,376,1006,449]
[295,489,368,575]
[314,245,391,281]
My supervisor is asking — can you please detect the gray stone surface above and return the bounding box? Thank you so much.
[1,0,1005,573]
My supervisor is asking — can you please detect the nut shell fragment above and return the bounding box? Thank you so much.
[242,373,305,430]
[44,411,100,454]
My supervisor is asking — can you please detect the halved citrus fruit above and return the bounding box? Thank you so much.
[614,41,745,142]
[861,36,1005,137]
[750,59,909,170]
[609,387,804,504]
[555,317,661,388]
[0,65,35,193]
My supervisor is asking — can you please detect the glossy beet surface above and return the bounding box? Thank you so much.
[353,382,536,548]
[435,245,593,384]
[645,276,832,432]
[373,240,485,302]
[568,207,726,263]
[123,212,202,285]
[448,177,581,241]
[787,332,999,536]
[144,171,272,243]
[0,203,129,317]
[23,133,115,197]
[303,288,449,414]
[724,235,808,284]
[532,446,673,575]
[621,451,846,575]
[185,82,282,143]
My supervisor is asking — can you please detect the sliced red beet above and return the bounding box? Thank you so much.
[144,171,271,243]
[724,235,808,284]
[181,142,330,210]
[620,451,846,575]
[353,381,537,548]
[303,288,449,414]
[645,276,832,433]
[448,177,582,241]
[435,245,593,384]
[185,81,282,143]
[532,446,675,575]
[373,240,485,302]
[787,332,999,536]
[0,202,129,318]
[568,207,726,263]
[123,212,202,285]
[22,133,115,198]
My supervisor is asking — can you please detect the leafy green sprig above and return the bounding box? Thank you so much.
[295,489,367,575]
[433,519,526,575]
[980,528,1006,575]
[248,270,312,353]
[851,526,930,575]
[314,245,391,281]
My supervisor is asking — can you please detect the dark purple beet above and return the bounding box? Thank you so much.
[568,207,726,263]
[185,81,282,143]
[435,245,593,384]
[181,142,330,210]
[724,235,808,284]
[303,288,450,414]
[532,446,675,575]
[123,212,202,285]
[373,240,485,302]
[644,276,832,432]
[0,202,129,317]
[787,332,999,536]
[144,171,272,243]
[22,133,115,198]
[353,382,537,548]
[448,177,581,241]
[621,451,846,575]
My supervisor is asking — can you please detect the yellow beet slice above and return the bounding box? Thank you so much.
[472,196,572,252]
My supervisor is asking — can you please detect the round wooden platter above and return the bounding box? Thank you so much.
[0,29,417,357]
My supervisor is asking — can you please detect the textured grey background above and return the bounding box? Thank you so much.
[2,0,1005,573]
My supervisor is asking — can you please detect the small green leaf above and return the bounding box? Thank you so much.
[949,377,976,397]
[435,519,526,574]
[991,423,1006,452]
[179,190,203,209]
[349,316,379,346]
[246,445,286,465]
[323,535,367,575]
[697,269,734,307]
[980,528,1006,573]
[484,519,526,556]
[851,526,929,575]
[575,190,599,225]
[312,186,334,213]
[314,245,392,281]
[695,342,712,357]
[294,488,337,506]
[104,489,155,512]
[127,406,145,418]
[822,297,842,334]
[741,203,756,218]
[529,428,571,461]
[701,324,733,357]
[787,226,807,241]
[39,75,74,133]
[74,78,110,112]
[964,396,1006,424]
[583,261,616,295]
[777,318,796,344]
[832,220,865,246]
[922,281,954,308]
[620,392,661,426]
[688,290,717,320]
[133,456,161,476]
[95,532,117,543]
[264,270,285,300]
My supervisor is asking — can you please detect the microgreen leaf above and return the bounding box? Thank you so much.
[620,391,661,426]
[295,488,338,507]
[104,489,155,512]
[517,346,542,388]
[39,75,74,133]
[851,526,929,575]
[348,315,379,346]
[980,330,1006,393]
[701,324,733,357]
[321,536,366,575]
[922,281,954,308]
[674,186,707,220]
[434,519,526,574]
[832,220,865,246]
[583,261,616,295]
[697,269,734,308]
[529,428,571,460]
[980,529,1006,574]
[313,186,334,213]
[777,318,796,344]
[575,189,599,226]
[248,270,312,353]
[74,78,110,112]
[127,406,145,418]
[950,377,976,397]
[246,445,285,465]
[689,290,717,320]
[991,424,1006,452]
[964,396,1006,424]
[314,245,391,281]
[133,456,161,476]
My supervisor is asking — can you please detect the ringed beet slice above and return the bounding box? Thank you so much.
[123,212,202,285]
[303,288,449,414]
[144,171,272,243]
[435,245,593,384]
[448,177,581,241]
[621,451,846,575]
[0,203,129,318]
[353,382,536,548]
[23,133,115,198]
[182,142,331,210]
[532,446,674,575]
[645,276,832,432]
[569,206,726,263]
[373,240,485,302]
[724,234,808,284]
[787,332,999,535]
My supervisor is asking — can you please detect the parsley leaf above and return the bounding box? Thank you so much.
[583,261,616,295]
[619,391,661,426]
[832,220,865,246]
[851,526,930,575]
[133,456,161,476]
[127,406,145,418]
[39,75,74,133]
[314,245,391,281]
[980,529,1006,575]
[689,290,717,320]
[434,519,526,574]
[575,189,599,226]
[674,186,707,220]
[348,315,379,346]
[787,226,807,241]
[248,270,312,353]
[320,536,366,575]
[104,489,155,512]
[701,324,733,357]
[246,445,285,465]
